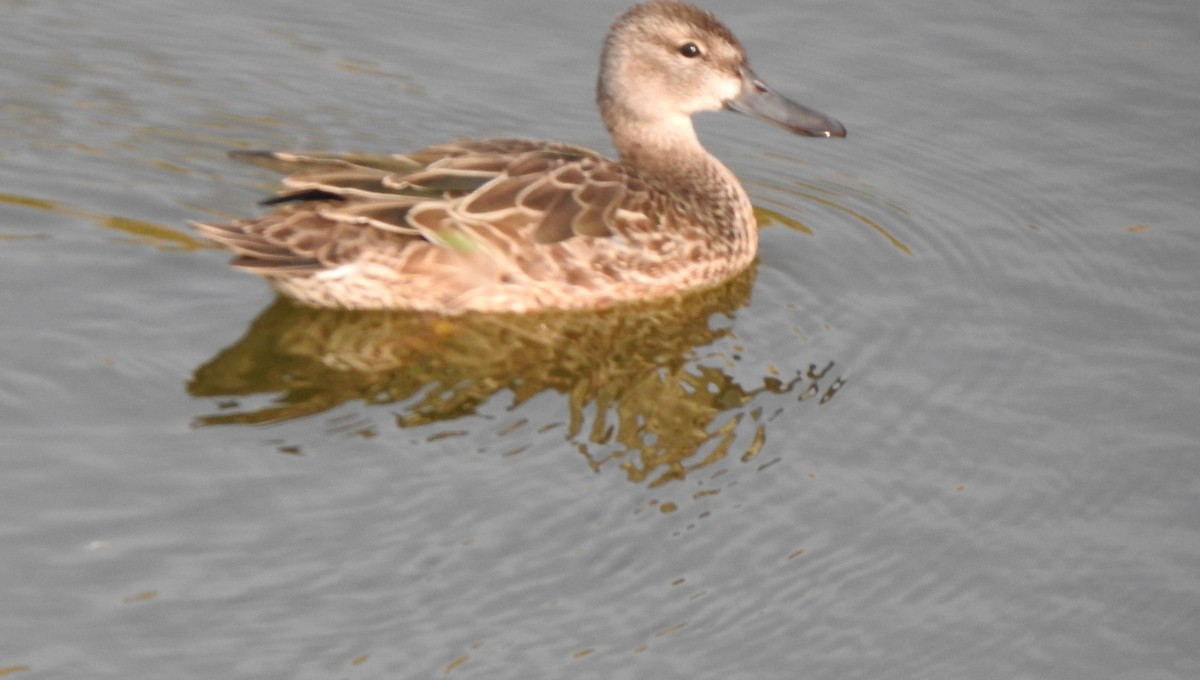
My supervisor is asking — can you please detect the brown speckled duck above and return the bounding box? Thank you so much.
[193,0,845,313]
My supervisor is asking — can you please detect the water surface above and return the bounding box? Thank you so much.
[2,0,1198,678]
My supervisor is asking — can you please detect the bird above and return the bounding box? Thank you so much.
[192,0,845,313]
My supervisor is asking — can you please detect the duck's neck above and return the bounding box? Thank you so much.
[614,115,746,193]
[608,111,698,166]
[610,115,754,230]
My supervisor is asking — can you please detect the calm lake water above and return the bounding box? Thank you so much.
[2,0,1198,678]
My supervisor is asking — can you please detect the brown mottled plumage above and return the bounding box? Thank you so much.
[193,0,844,313]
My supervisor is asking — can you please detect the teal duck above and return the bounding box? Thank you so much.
[193,0,845,312]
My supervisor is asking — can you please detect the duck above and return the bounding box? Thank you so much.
[193,0,845,313]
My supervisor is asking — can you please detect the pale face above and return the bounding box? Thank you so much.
[598,2,845,142]
[604,15,747,124]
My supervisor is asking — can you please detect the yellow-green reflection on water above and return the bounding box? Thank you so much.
[0,192,207,251]
[748,176,916,256]
[189,265,843,485]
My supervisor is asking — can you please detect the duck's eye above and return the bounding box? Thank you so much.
[678,42,702,58]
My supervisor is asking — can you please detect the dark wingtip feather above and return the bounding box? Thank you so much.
[260,189,346,206]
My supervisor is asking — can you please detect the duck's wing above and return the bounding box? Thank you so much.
[402,149,655,249]
[194,140,655,276]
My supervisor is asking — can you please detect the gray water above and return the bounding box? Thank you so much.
[2,0,1198,678]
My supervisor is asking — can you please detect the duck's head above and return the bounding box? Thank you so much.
[597,0,845,145]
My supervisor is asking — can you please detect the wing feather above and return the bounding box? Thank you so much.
[197,141,654,279]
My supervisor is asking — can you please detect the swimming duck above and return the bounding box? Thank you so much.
[193,0,845,313]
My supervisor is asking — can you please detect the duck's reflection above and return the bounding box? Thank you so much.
[188,265,844,485]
